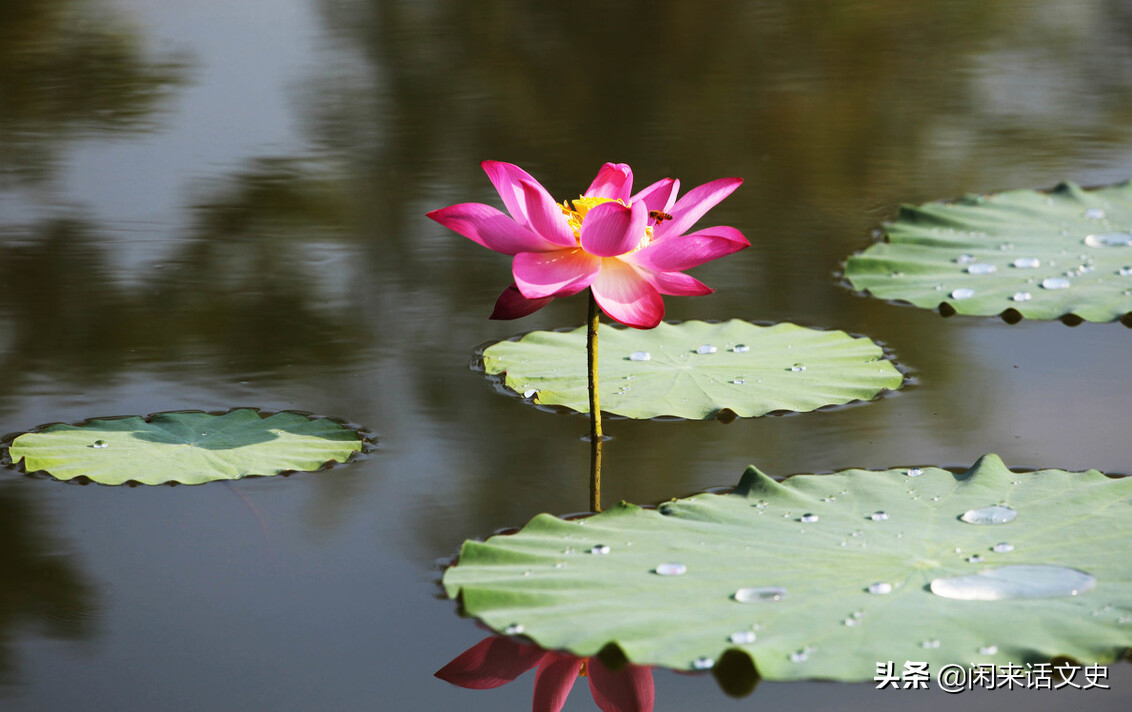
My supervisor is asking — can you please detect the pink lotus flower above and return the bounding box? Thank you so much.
[428,161,748,328]
[436,636,654,712]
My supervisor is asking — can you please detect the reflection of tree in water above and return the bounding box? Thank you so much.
[0,217,130,381]
[149,158,366,378]
[0,0,186,185]
[0,481,97,684]
[0,161,364,402]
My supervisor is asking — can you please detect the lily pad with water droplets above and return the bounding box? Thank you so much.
[5,410,365,485]
[844,181,1132,323]
[480,320,903,419]
[442,455,1132,687]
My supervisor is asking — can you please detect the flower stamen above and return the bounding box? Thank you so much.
[561,196,622,240]
[561,195,653,251]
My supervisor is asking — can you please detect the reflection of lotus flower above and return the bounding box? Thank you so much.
[436,636,654,712]
[428,161,748,328]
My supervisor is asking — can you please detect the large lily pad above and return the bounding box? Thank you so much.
[443,455,1132,686]
[5,409,365,485]
[844,181,1132,323]
[480,320,903,419]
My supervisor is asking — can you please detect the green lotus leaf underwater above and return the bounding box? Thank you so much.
[480,320,904,420]
[5,409,366,485]
[442,455,1132,689]
[844,180,1132,323]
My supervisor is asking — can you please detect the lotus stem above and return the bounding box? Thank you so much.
[587,290,602,512]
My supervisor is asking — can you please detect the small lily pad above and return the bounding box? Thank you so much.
[442,455,1132,685]
[5,409,366,485]
[844,181,1132,322]
[480,320,903,419]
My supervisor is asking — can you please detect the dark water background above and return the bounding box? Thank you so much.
[1,0,1131,709]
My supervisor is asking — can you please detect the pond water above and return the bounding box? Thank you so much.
[2,0,1131,709]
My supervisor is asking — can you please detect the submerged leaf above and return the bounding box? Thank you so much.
[844,181,1132,322]
[6,409,364,485]
[443,455,1132,684]
[480,320,903,419]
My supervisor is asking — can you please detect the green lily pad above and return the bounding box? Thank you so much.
[844,181,1132,323]
[480,320,903,420]
[443,455,1132,686]
[5,409,365,485]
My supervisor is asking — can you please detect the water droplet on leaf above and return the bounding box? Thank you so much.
[867,582,893,595]
[869,511,889,521]
[590,544,610,555]
[800,513,819,523]
[628,351,651,361]
[696,344,717,354]
[929,565,1095,600]
[734,586,787,603]
[655,563,686,576]
[960,505,1017,525]
[1083,232,1132,247]
[1041,277,1071,290]
[93,440,108,449]
[992,542,1014,554]
[967,263,997,275]
[730,631,757,645]
[1012,257,1041,269]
